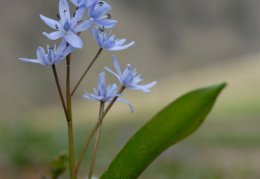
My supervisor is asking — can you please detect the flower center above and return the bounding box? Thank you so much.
[47,47,55,62]
[63,21,71,31]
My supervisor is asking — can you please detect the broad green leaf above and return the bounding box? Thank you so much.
[101,83,226,179]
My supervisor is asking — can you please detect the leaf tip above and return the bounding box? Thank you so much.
[208,82,227,94]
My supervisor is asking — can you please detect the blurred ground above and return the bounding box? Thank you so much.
[1,0,260,178]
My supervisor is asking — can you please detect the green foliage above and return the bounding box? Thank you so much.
[50,151,68,179]
[101,83,226,179]
[0,120,56,167]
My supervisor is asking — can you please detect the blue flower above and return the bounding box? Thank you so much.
[88,1,117,28]
[19,40,73,66]
[91,28,135,51]
[83,72,133,111]
[70,0,116,28]
[105,55,157,93]
[40,0,93,48]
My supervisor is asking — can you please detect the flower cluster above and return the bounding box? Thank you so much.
[19,0,156,109]
[19,0,157,178]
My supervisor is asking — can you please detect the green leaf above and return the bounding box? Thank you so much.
[101,83,226,179]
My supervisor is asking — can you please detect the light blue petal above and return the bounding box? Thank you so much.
[109,41,135,51]
[19,58,43,65]
[58,46,74,61]
[65,31,83,48]
[36,47,49,65]
[55,39,73,62]
[74,19,93,33]
[70,0,85,7]
[82,93,103,101]
[47,47,55,63]
[102,40,115,49]
[104,67,121,81]
[132,74,143,84]
[82,93,93,100]
[43,31,64,40]
[132,86,150,93]
[97,72,106,96]
[87,0,100,15]
[63,46,74,58]
[115,39,126,46]
[91,94,104,101]
[86,0,98,8]
[120,64,133,85]
[106,83,118,98]
[110,83,118,93]
[117,98,134,112]
[133,82,157,93]
[59,0,70,24]
[110,34,116,41]
[40,15,62,30]
[112,55,122,75]
[55,39,67,55]
[90,27,104,46]
[71,7,86,27]
[95,19,117,28]
[36,47,46,60]
[103,83,120,101]
[141,82,157,91]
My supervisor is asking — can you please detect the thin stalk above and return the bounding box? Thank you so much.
[75,86,126,175]
[71,48,103,96]
[66,55,76,179]
[88,102,105,179]
[51,65,68,119]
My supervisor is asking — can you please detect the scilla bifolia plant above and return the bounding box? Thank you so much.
[19,0,226,178]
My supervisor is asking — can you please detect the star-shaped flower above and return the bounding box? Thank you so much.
[88,1,117,28]
[91,28,135,51]
[40,0,93,48]
[83,72,133,111]
[19,40,73,66]
[105,55,157,93]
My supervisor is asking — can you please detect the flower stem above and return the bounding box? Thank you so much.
[71,48,103,96]
[66,55,76,179]
[88,102,105,179]
[75,86,126,175]
[51,65,68,119]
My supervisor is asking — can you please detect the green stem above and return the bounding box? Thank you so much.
[71,48,103,96]
[88,102,105,179]
[66,55,76,179]
[75,86,126,175]
[51,65,68,119]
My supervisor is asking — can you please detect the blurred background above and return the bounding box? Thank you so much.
[1,0,260,178]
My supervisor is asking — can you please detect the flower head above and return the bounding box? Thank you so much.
[91,28,135,51]
[19,40,73,66]
[40,0,93,48]
[105,56,157,93]
[83,72,133,111]
[88,1,117,28]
